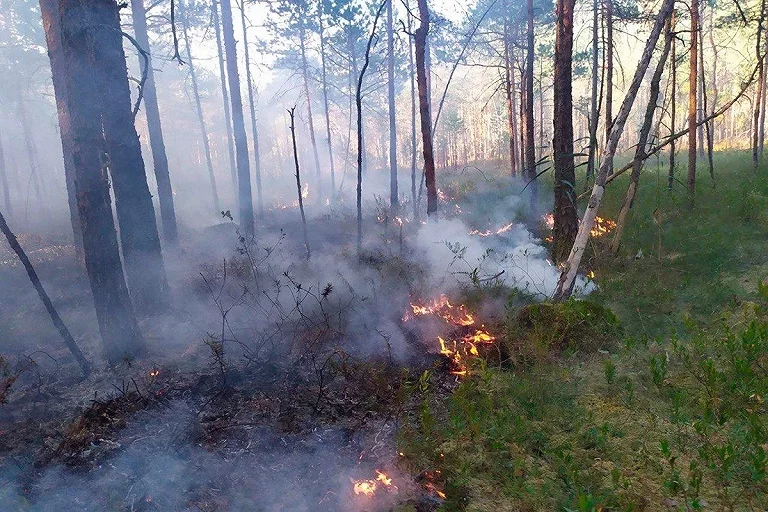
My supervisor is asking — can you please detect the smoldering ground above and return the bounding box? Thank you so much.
[0,166,590,511]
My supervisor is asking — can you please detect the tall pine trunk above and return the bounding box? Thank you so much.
[52,0,146,364]
[668,12,677,189]
[129,0,178,244]
[318,0,336,203]
[688,0,699,196]
[503,7,519,177]
[212,0,238,199]
[0,132,11,222]
[408,1,418,218]
[552,0,579,264]
[415,0,437,216]
[387,0,398,208]
[92,0,169,313]
[219,0,254,235]
[524,0,536,202]
[604,0,614,174]
[299,22,323,202]
[239,1,263,216]
[40,0,82,258]
[179,0,219,214]
[586,0,600,183]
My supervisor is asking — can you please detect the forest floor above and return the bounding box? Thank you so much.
[1,151,768,511]
[400,151,768,511]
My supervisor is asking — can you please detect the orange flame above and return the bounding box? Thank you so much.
[352,470,394,497]
[543,213,615,238]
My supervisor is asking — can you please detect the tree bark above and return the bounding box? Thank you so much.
[553,0,674,300]
[524,0,536,202]
[288,107,310,259]
[0,134,10,223]
[39,0,82,260]
[387,0,399,208]
[220,0,254,236]
[604,0,614,174]
[179,0,219,214]
[91,0,169,313]
[668,12,677,190]
[318,0,336,204]
[212,0,238,199]
[415,0,437,216]
[52,0,146,364]
[299,21,323,202]
[0,209,90,376]
[503,6,519,177]
[586,0,600,184]
[552,0,579,264]
[408,0,417,218]
[239,0,263,216]
[611,17,673,253]
[129,0,178,245]
[688,0,699,196]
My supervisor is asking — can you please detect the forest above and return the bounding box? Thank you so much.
[1,0,768,509]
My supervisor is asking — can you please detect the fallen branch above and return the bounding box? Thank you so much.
[0,210,90,377]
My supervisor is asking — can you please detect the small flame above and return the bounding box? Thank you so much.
[301,183,309,199]
[542,213,615,238]
[148,369,159,378]
[352,470,394,497]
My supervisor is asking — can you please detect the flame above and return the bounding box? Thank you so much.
[352,470,394,497]
[469,222,515,237]
[542,213,615,238]
[406,295,495,376]
[148,369,159,378]
[301,183,309,199]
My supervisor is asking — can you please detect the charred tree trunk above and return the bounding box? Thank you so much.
[0,209,90,376]
[52,0,146,364]
[669,12,677,190]
[39,0,82,260]
[0,133,12,223]
[387,0,398,208]
[611,17,673,253]
[408,1,418,218]
[299,22,323,202]
[604,0,614,174]
[357,2,387,251]
[552,0,579,264]
[318,0,336,204]
[129,0,178,245]
[239,0,263,217]
[415,0,437,217]
[288,107,310,259]
[220,0,254,236]
[179,0,219,214]
[503,7,519,177]
[212,0,238,199]
[586,0,600,184]
[524,0,536,202]
[91,0,169,313]
[553,0,674,300]
[688,0,699,196]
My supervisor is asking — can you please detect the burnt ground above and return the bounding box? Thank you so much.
[0,212,463,511]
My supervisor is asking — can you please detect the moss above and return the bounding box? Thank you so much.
[504,299,622,364]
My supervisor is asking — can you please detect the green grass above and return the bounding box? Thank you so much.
[399,151,768,511]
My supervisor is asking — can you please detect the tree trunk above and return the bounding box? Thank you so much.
[0,132,12,223]
[239,1,263,217]
[408,0,417,218]
[611,17,673,253]
[387,0,399,208]
[699,14,715,185]
[503,7,519,177]
[586,0,600,183]
[0,208,90,375]
[91,0,169,313]
[299,22,323,202]
[760,18,768,160]
[552,0,579,264]
[318,0,336,203]
[288,107,310,259]
[220,0,254,236]
[554,0,674,300]
[604,0,614,174]
[524,0,536,201]
[179,0,219,214]
[129,0,178,245]
[668,12,676,190]
[212,0,238,199]
[39,0,82,260]
[415,0,437,216]
[17,98,46,210]
[52,0,146,364]
[688,0,699,196]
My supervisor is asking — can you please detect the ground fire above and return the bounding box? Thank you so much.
[404,294,495,375]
